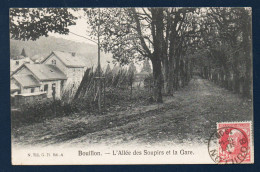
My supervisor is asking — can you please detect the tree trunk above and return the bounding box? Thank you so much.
[167,36,175,95]
[150,8,164,103]
[167,57,174,95]
[174,56,180,90]
[162,58,169,94]
[151,57,163,103]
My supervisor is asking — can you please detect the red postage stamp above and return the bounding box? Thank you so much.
[208,121,253,164]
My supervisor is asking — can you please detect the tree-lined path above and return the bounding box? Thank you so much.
[12,76,252,147]
[10,8,252,103]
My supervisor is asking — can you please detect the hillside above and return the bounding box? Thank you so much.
[10,36,113,68]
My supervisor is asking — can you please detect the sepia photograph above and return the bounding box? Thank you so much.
[10,7,253,164]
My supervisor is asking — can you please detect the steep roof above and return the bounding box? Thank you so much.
[12,74,40,88]
[12,64,67,81]
[42,51,86,68]
[11,83,20,91]
[24,64,67,81]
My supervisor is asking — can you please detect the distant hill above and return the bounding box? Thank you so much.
[10,36,113,68]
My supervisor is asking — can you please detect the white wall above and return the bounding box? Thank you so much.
[40,80,62,99]
[43,54,68,75]
[66,67,84,86]
[22,87,41,94]
[43,54,85,89]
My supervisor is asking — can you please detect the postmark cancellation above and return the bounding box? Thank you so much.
[208,121,253,164]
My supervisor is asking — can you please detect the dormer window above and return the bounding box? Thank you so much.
[52,59,56,65]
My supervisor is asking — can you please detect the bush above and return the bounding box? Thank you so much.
[11,68,153,128]
[11,99,80,128]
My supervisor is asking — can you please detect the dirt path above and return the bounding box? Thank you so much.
[12,77,253,147]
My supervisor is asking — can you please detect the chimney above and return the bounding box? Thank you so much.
[71,52,76,57]
[16,61,19,65]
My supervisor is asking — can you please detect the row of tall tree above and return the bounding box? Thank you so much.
[10,7,252,101]
[197,8,252,98]
[84,8,204,102]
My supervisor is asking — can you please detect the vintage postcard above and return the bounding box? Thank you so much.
[10,7,253,165]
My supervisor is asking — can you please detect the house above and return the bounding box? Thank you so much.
[10,50,90,105]
[41,51,86,88]
[10,57,33,74]
[11,64,67,99]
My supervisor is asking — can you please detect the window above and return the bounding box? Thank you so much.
[44,84,48,92]
[31,88,35,93]
[52,59,56,65]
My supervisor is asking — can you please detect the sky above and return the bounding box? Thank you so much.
[48,9,145,72]
[49,9,97,45]
[49,17,96,45]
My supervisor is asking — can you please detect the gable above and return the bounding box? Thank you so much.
[14,66,32,76]
[12,64,67,82]
[12,74,40,88]
[11,79,20,91]
[11,78,19,85]
[43,53,67,72]
[11,65,42,83]
[42,51,85,68]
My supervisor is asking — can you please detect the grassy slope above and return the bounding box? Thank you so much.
[12,77,253,147]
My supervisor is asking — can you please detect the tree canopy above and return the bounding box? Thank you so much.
[9,7,252,100]
[10,8,77,41]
